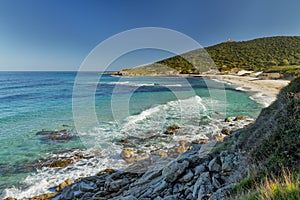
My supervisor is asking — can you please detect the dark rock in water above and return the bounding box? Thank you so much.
[163,125,180,135]
[233,116,246,121]
[31,149,94,169]
[224,117,231,122]
[221,128,232,135]
[49,159,73,168]
[36,129,76,142]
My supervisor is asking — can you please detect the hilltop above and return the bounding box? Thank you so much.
[118,36,300,78]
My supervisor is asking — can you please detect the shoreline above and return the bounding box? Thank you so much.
[200,75,290,107]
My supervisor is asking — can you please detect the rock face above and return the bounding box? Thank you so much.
[46,144,241,200]
[162,160,189,183]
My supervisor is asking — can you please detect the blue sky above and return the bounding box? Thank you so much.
[0,0,300,71]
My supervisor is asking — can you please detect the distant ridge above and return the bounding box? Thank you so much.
[117,36,300,77]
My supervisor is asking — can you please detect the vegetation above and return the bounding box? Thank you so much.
[230,77,300,199]
[121,36,300,76]
[264,65,300,78]
[206,36,300,72]
[232,170,300,200]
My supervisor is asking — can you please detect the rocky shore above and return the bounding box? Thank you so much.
[4,116,255,200]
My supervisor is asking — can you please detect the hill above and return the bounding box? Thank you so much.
[206,36,300,72]
[119,36,300,77]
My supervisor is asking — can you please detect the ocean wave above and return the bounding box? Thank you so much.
[1,95,219,199]
[104,81,183,87]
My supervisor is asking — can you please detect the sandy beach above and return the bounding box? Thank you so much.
[201,75,290,107]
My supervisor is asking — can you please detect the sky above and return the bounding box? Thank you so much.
[0,0,300,71]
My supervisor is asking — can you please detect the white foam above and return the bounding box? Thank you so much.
[249,92,275,107]
[104,81,182,87]
[2,146,126,199]
[1,95,216,199]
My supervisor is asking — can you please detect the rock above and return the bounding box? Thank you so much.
[79,182,96,192]
[31,149,93,169]
[106,178,130,192]
[233,116,246,121]
[97,168,116,175]
[151,149,168,157]
[120,138,129,143]
[163,125,180,135]
[29,192,58,200]
[221,154,235,172]
[192,172,211,198]
[173,183,184,193]
[79,192,93,200]
[139,188,153,198]
[194,163,207,175]
[179,170,194,182]
[221,128,232,135]
[208,184,234,200]
[208,157,221,172]
[120,149,135,162]
[48,159,73,168]
[162,160,189,183]
[59,186,74,200]
[36,129,75,142]
[118,196,138,200]
[192,138,209,144]
[212,174,222,189]
[163,194,178,200]
[153,180,168,193]
[56,178,73,191]
[224,117,231,122]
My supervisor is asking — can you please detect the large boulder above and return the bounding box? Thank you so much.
[162,160,189,183]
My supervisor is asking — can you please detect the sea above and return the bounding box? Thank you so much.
[0,71,263,198]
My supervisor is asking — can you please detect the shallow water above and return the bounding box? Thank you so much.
[0,72,262,198]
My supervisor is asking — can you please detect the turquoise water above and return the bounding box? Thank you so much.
[0,72,262,198]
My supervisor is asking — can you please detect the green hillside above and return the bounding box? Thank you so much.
[206,36,300,72]
[119,36,300,77]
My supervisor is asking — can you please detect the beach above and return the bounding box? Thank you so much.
[201,75,290,107]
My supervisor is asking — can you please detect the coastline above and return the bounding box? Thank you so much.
[200,75,290,107]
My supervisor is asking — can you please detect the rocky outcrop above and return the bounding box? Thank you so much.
[36,129,77,143]
[47,143,241,200]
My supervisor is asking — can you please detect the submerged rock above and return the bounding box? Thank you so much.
[36,129,76,142]
[163,125,180,135]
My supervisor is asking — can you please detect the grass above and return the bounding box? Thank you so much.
[231,169,300,200]
[257,170,300,200]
